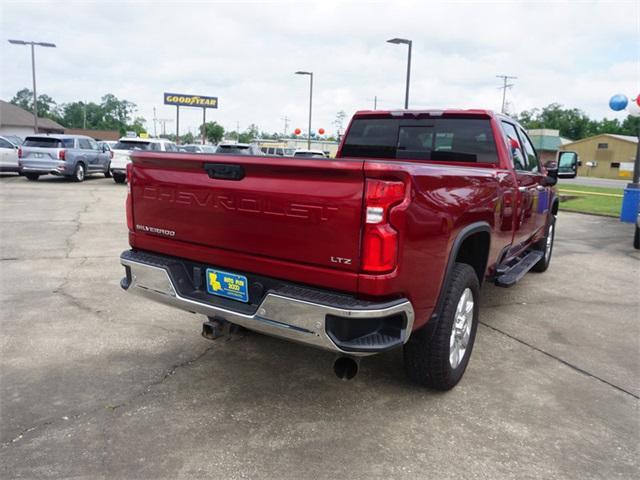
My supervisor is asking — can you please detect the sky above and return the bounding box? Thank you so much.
[1,0,639,138]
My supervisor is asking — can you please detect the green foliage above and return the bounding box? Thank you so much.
[200,121,225,144]
[238,124,259,143]
[517,103,640,140]
[10,88,59,121]
[9,88,146,135]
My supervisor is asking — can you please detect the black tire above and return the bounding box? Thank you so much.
[73,163,86,182]
[634,224,639,250]
[113,172,126,184]
[104,163,112,178]
[403,263,480,390]
[531,215,556,272]
[25,173,39,181]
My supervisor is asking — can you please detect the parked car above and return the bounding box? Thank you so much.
[215,143,264,155]
[293,149,327,158]
[181,144,217,153]
[0,136,20,173]
[120,109,578,390]
[19,134,111,182]
[110,137,178,184]
[3,135,24,147]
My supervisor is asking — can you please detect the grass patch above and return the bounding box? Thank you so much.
[558,184,623,217]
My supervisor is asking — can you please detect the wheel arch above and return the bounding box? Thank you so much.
[429,222,491,327]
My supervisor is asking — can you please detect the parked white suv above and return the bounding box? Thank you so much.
[110,137,178,183]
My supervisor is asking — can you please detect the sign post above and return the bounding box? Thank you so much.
[163,93,219,145]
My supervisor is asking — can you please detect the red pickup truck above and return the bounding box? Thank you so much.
[120,109,577,390]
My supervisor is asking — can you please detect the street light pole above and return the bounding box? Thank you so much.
[387,38,412,109]
[8,39,56,134]
[295,71,313,149]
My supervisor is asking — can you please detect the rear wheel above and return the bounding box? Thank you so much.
[531,215,556,272]
[403,263,480,390]
[25,173,39,181]
[73,163,86,182]
[113,172,126,184]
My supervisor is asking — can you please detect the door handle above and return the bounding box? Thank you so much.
[204,163,245,181]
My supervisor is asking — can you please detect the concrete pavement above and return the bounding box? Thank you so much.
[0,173,638,479]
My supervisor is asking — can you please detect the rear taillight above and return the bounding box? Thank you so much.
[125,163,134,231]
[361,179,406,273]
[58,149,66,160]
[17,147,22,158]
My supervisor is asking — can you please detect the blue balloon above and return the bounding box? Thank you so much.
[609,94,628,111]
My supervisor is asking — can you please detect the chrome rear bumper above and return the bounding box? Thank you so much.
[120,251,414,355]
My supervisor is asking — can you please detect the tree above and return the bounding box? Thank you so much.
[10,88,60,121]
[515,103,640,140]
[238,124,259,143]
[181,132,195,144]
[201,121,225,144]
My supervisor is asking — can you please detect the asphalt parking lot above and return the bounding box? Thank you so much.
[0,173,638,479]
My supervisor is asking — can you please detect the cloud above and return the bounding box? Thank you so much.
[1,0,638,137]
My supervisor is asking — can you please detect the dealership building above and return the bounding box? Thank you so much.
[560,134,638,180]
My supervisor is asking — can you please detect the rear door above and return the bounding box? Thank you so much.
[130,153,365,272]
[77,138,95,170]
[501,121,546,248]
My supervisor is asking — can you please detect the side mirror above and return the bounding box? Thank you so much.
[101,145,107,153]
[557,151,579,179]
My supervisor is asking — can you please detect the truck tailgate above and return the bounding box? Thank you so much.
[130,152,365,273]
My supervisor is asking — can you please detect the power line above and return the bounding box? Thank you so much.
[496,74,517,114]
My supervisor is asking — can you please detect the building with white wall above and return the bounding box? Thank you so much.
[0,100,65,139]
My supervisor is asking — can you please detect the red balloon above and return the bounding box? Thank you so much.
[636,95,640,107]
[294,128,301,135]
[318,128,325,135]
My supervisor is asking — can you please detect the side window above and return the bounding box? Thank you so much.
[78,139,91,150]
[62,139,75,148]
[501,121,526,171]
[88,140,99,151]
[164,143,178,152]
[0,138,13,148]
[150,143,162,152]
[518,129,539,173]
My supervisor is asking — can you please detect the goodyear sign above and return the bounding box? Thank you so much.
[164,92,218,109]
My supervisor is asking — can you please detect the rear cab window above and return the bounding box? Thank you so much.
[341,115,498,163]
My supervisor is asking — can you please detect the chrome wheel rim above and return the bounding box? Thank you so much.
[76,165,85,181]
[449,288,473,369]
[545,223,554,260]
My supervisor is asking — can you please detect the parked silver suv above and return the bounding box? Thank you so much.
[19,134,111,182]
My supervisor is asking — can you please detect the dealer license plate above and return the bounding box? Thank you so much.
[205,268,249,303]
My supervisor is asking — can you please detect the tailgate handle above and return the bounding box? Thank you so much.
[203,163,245,181]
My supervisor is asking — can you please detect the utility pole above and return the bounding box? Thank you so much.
[153,107,158,137]
[496,74,517,114]
[282,116,290,136]
[83,101,87,129]
[157,118,173,136]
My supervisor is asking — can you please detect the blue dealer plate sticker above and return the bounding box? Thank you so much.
[206,268,249,303]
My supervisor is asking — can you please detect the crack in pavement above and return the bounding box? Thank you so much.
[1,341,220,448]
[479,321,639,400]
[65,189,101,259]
